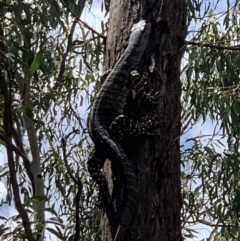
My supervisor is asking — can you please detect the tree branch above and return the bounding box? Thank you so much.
[0,21,34,240]
[185,40,240,51]
[0,131,35,193]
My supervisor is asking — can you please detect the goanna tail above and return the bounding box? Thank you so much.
[110,143,137,241]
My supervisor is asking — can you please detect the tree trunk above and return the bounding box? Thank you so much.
[102,1,187,240]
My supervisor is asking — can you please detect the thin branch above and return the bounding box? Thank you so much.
[61,130,82,241]
[73,177,82,241]
[61,136,79,184]
[185,40,240,51]
[59,0,105,40]
[185,218,234,228]
[58,18,78,79]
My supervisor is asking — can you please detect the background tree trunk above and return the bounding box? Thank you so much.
[102,0,187,240]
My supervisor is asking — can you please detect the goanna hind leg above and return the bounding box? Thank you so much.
[110,114,158,142]
[87,149,109,208]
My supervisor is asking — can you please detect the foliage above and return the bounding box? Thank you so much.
[0,0,107,240]
[182,0,240,240]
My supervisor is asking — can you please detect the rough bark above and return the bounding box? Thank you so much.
[102,1,187,240]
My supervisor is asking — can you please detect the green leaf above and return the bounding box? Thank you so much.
[26,195,48,205]
[45,227,64,240]
[29,51,44,77]
[22,106,34,120]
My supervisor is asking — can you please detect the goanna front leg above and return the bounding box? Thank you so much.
[130,70,160,104]
[87,148,109,208]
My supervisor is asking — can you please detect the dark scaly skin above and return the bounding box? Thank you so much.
[87,20,151,240]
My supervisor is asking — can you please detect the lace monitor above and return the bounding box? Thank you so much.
[87,20,151,241]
